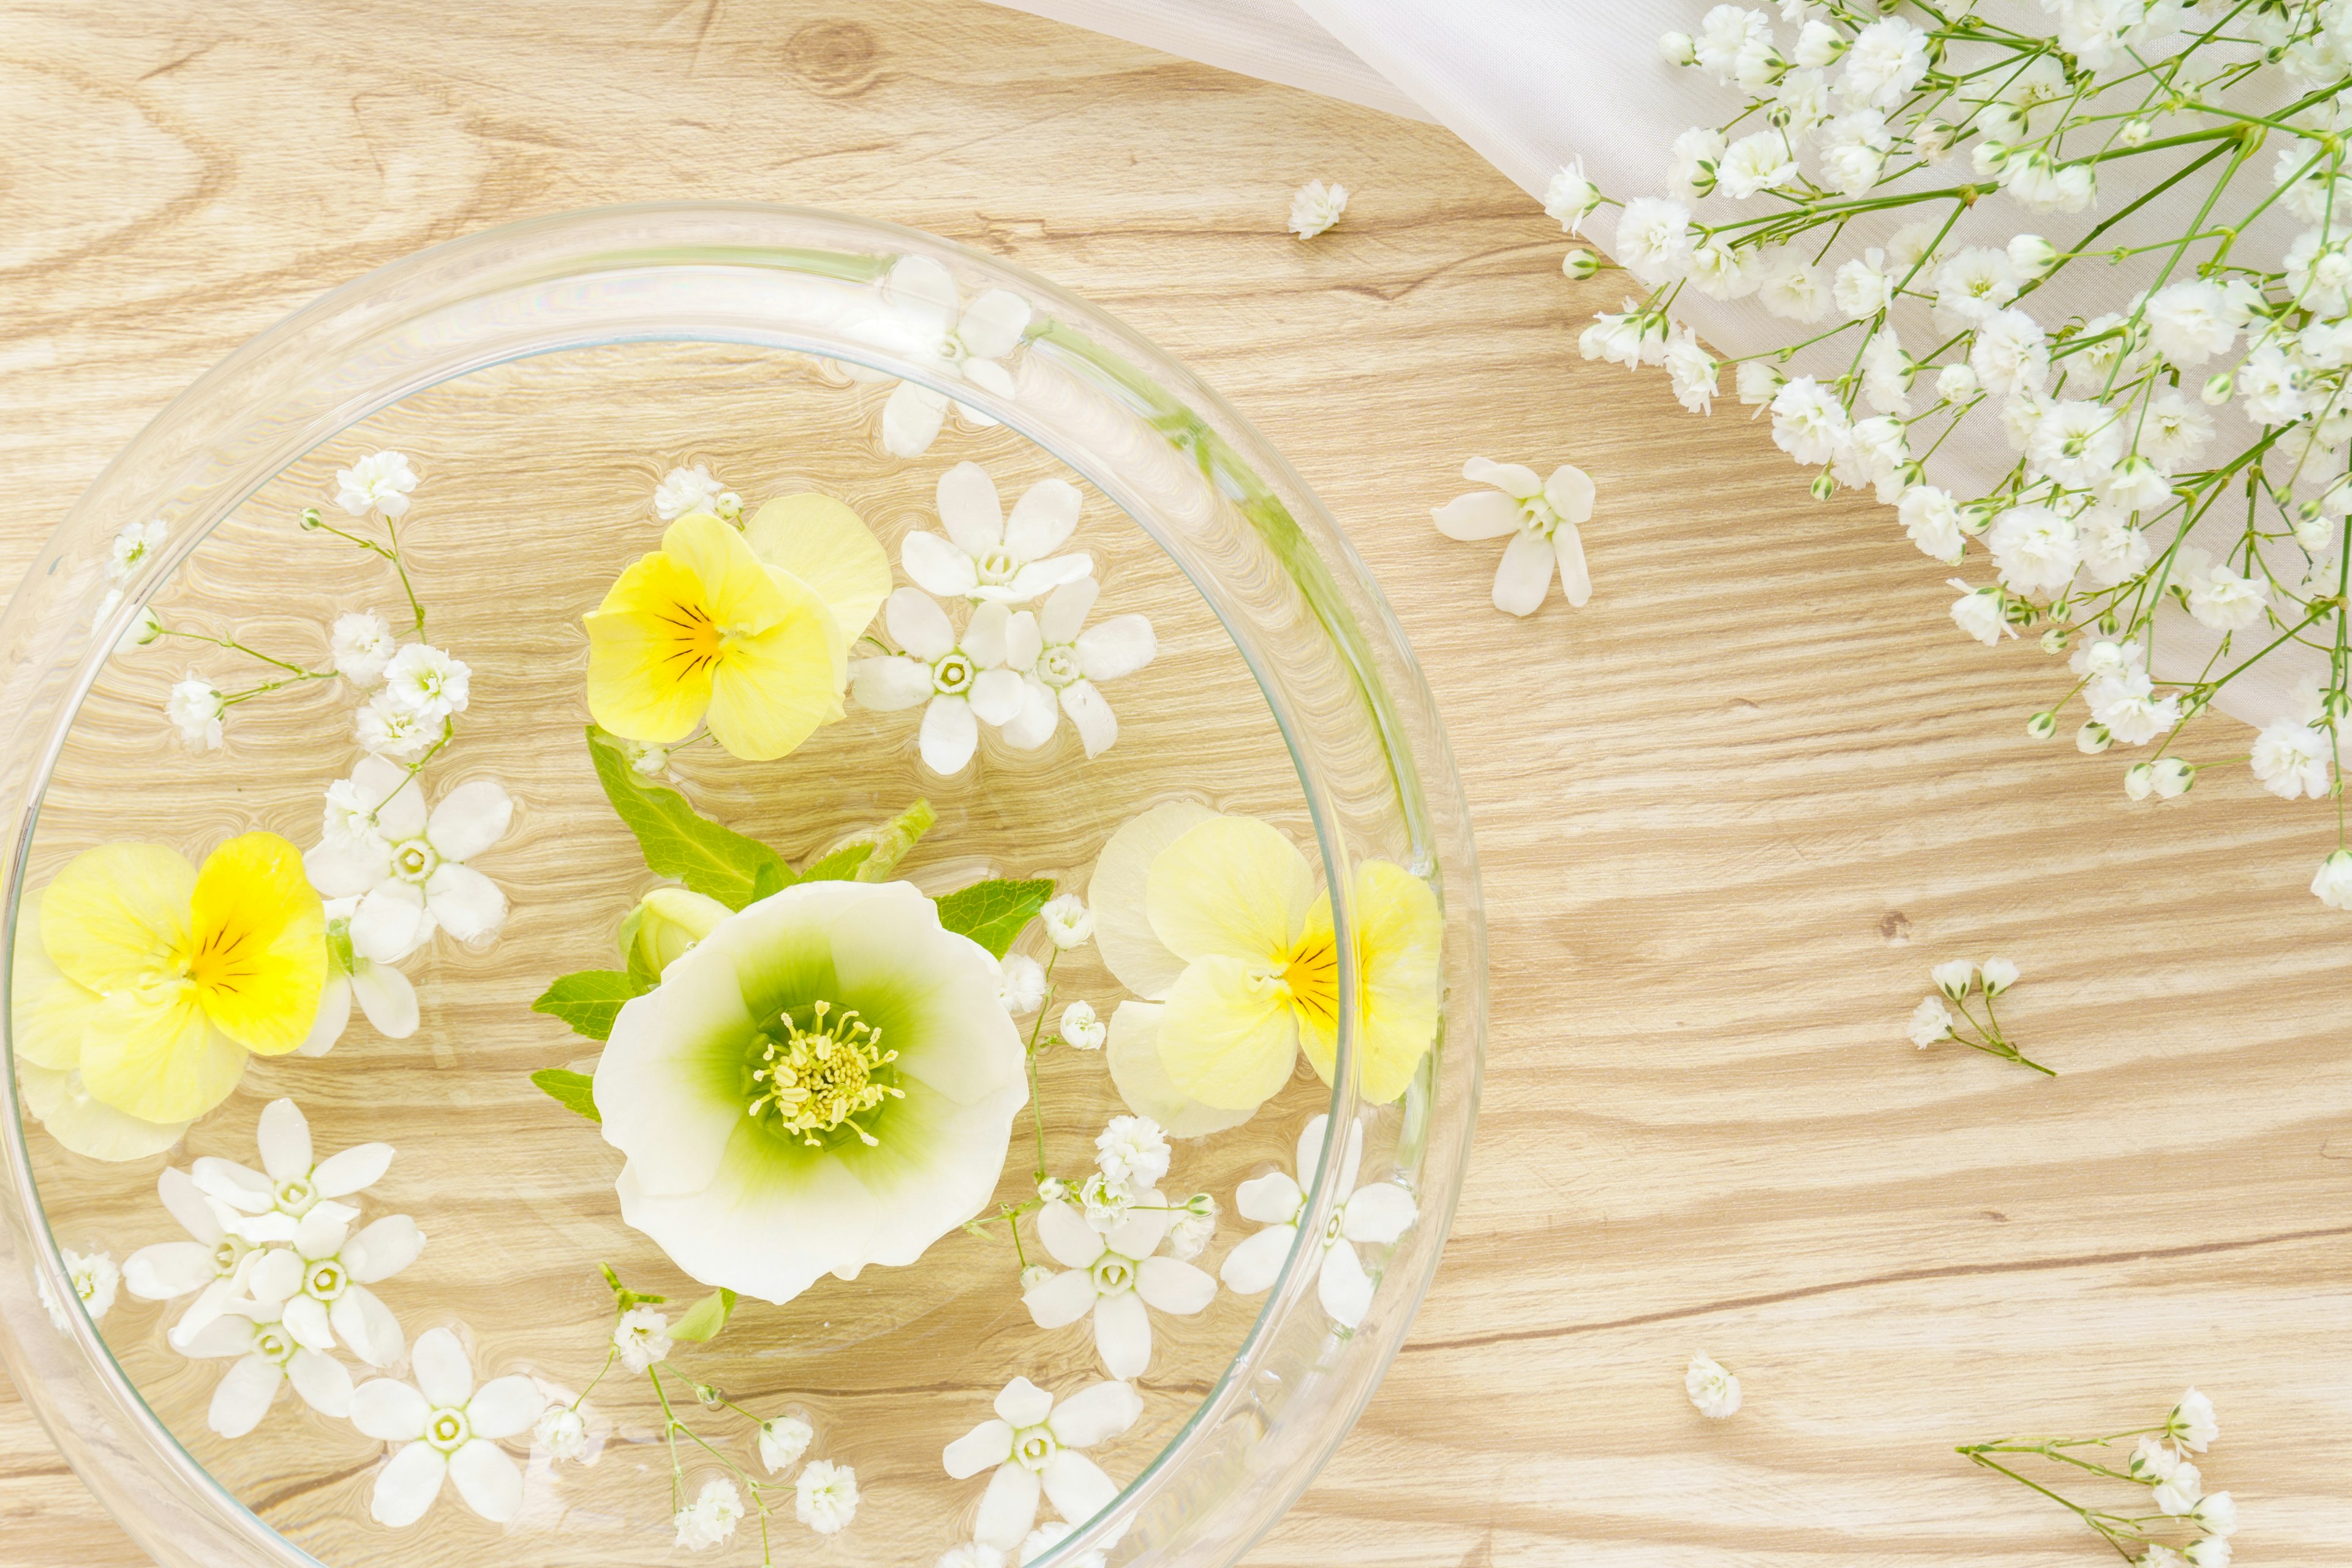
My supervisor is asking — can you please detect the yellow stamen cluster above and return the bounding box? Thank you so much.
[748,1000,902,1147]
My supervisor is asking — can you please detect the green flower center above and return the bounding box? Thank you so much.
[975,547,1019,584]
[1010,1424,1059,1472]
[1519,496,1561,541]
[932,651,977,695]
[425,1406,471,1452]
[389,837,439,884]
[1036,644,1082,688]
[747,1000,903,1148]
[253,1325,296,1365]
[304,1257,348,1301]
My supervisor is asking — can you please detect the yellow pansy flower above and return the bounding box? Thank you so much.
[15,833,326,1160]
[585,498,889,763]
[1088,804,1441,1118]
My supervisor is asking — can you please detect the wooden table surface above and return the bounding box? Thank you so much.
[3,2,2348,1564]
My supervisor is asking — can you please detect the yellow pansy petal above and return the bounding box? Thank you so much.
[1353,860,1443,1104]
[13,892,102,1071]
[1088,801,1221,1001]
[586,552,721,743]
[40,843,195,993]
[704,606,845,761]
[1157,955,1298,1112]
[743,494,894,645]
[1145,817,1314,968]
[78,986,249,1125]
[19,1064,189,1163]
[186,832,326,1054]
[1104,1000,1256,1138]
[660,512,793,633]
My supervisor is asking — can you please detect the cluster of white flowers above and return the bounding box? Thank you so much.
[1908,957,2049,1073]
[1219,1113,1418,1330]
[1289,179,1349,239]
[1564,4,2352,906]
[1967,1388,2235,1562]
[851,462,1157,774]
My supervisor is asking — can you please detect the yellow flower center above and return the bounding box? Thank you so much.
[747,1000,904,1148]
[661,600,733,679]
[175,919,264,1001]
[1278,927,1342,1038]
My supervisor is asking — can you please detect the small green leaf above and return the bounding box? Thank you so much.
[532,1068,601,1123]
[669,1287,739,1344]
[533,969,648,1042]
[936,876,1055,958]
[797,842,875,883]
[586,725,792,909]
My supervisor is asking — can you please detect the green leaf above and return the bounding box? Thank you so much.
[669,1287,739,1344]
[797,842,874,883]
[852,798,936,881]
[531,1068,601,1123]
[936,876,1055,958]
[533,969,648,1042]
[586,725,792,909]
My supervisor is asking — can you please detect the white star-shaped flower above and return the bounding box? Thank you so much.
[1218,1115,1416,1329]
[1022,1193,1216,1378]
[850,589,1025,775]
[237,1202,423,1368]
[1000,578,1156,758]
[350,1328,547,1526]
[903,462,1093,606]
[841,257,1034,457]
[178,1298,355,1438]
[303,755,513,962]
[1432,457,1594,616]
[943,1376,1140,1551]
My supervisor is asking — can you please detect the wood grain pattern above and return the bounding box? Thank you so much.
[1,2,2348,1566]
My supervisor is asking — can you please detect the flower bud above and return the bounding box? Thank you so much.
[2076,721,2112,753]
[2007,233,2058,279]
[1934,362,1980,402]
[1910,119,1956,162]
[2324,686,2352,721]
[298,507,325,531]
[1980,957,2019,995]
[1958,499,1998,537]
[2120,119,2152,147]
[132,608,166,646]
[2038,627,2068,654]
[2124,761,2155,800]
[2097,610,2119,635]
[1185,1191,1217,1216]
[1932,959,1976,1000]
[2152,756,2195,797]
[617,885,732,978]
[2026,710,2057,739]
[1659,29,1697,65]
[1036,1175,1068,1203]
[2200,371,2234,405]
[1809,471,1839,501]
[1562,247,1600,280]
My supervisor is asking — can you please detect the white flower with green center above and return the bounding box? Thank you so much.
[902,462,1093,606]
[239,1203,421,1368]
[1000,578,1158,758]
[850,589,1025,776]
[1432,457,1595,616]
[839,257,1034,458]
[592,879,1028,1304]
[303,755,512,962]
[943,1376,1141,1551]
[1218,1115,1417,1330]
[178,1299,353,1438]
[1022,1194,1216,1378]
[350,1327,547,1526]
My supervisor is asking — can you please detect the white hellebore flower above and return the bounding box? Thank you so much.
[760,1414,816,1474]
[335,450,419,519]
[167,673,225,750]
[843,256,1033,458]
[350,1327,548,1526]
[304,755,513,962]
[1001,578,1157,758]
[238,1202,423,1369]
[1432,456,1594,616]
[675,1477,744,1550]
[797,1458,861,1534]
[1219,1115,1417,1329]
[905,462,1094,606]
[179,1298,355,1438]
[1686,1352,1743,1417]
[851,589,1025,775]
[330,611,398,686]
[1023,1193,1216,1378]
[943,1376,1142,1551]
[1288,179,1348,239]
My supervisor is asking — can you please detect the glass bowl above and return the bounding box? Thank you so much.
[0,204,1485,1568]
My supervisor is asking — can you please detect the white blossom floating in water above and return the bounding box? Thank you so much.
[674,1477,744,1551]
[1219,1115,1416,1329]
[942,1376,1139,1553]
[903,463,1092,606]
[850,590,1023,777]
[795,1458,860,1535]
[350,1327,547,1526]
[1022,1191,1215,1379]
[304,756,513,962]
[335,451,418,519]
[840,257,1033,458]
[654,463,740,522]
[1001,579,1156,760]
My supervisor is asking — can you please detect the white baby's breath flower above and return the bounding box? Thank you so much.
[1057,999,1106,1051]
[2185,562,2269,631]
[2185,1535,2234,1567]
[1667,127,1727,201]
[1970,310,2051,399]
[1685,1351,1743,1417]
[1757,254,1830,322]
[1664,328,1719,414]
[1770,377,1848,464]
[534,1403,590,1461]
[1934,247,2021,328]
[2146,281,2239,366]
[796,1458,859,1534]
[1931,959,1975,1000]
[1861,330,1913,414]
[1544,159,1602,235]
[2315,848,2352,910]
[613,1306,671,1373]
[1899,485,1966,563]
[1947,580,2011,646]
[1834,249,1894,318]
[1718,130,1801,198]
[1616,198,1695,284]
[760,1414,815,1474]
[380,643,470,720]
[1736,360,1783,405]
[998,954,1047,1016]
[2167,1387,2219,1452]
[1979,957,2019,995]
[653,464,737,522]
[1093,1115,1170,1198]
[675,1478,744,1551]
[1909,995,1956,1048]
[335,451,419,519]
[1288,181,1348,239]
[1165,1194,1218,1262]
[2192,1491,2239,1536]
[2252,718,2334,798]
[62,1248,119,1321]
[330,611,398,685]
[353,692,435,761]
[108,519,167,581]
[1040,894,1093,950]
[167,674,226,750]
[1839,16,1928,107]
[2152,1458,2204,1515]
[1820,111,1892,195]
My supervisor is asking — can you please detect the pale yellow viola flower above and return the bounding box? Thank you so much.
[1088,805,1441,1118]
[17,833,325,1159]
[586,502,889,763]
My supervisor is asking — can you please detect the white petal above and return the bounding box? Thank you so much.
[995,1376,1057,1428]
[1000,679,1059,749]
[1137,1256,1217,1315]
[835,356,896,383]
[294,1205,350,1260]
[1555,522,1592,608]
[1102,999,1256,1137]
[1544,464,1596,524]
[411,1326,475,1408]
[1104,1204,1170,1261]
[1004,608,1043,673]
[1218,1223,1297,1294]
[350,960,418,1039]
[881,380,951,458]
[464,1374,546,1440]
[158,1166,224,1243]
[1046,1380,1144,1449]
[288,1348,353,1418]
[334,1284,405,1368]
[1317,1238,1376,1328]
[1001,553,1094,601]
[423,862,505,943]
[1340,1182,1419,1246]
[177,1310,258,1359]
[208,1355,284,1438]
[974,1461,1043,1550]
[298,971,350,1056]
[349,883,429,963]
[1491,532,1557,616]
[1432,491,1524,540]
[124,1241,216,1300]
[283,1294,336,1354]
[1038,1450,1118,1530]
[886,585,958,662]
[1023,1267,1099,1330]
[1091,1290,1152,1380]
[1059,681,1118,758]
[424,780,513,862]
[255,1099,312,1182]
[943,1417,1016,1479]
[1235,1171,1304,1226]
[304,835,390,900]
[448,1439,525,1524]
[369,1441,449,1528]
[1074,616,1155,682]
[1004,479,1081,560]
[1039,576,1098,644]
[969,667,1027,727]
[192,1158,274,1211]
[957,288,1033,360]
[919,696,979,774]
[361,759,429,840]
[903,529,982,598]
[1038,1201,1109,1270]
[312,1141,394,1198]
[937,461,1007,556]
[851,655,936,712]
[883,255,962,344]
[349,1377,430,1441]
[347,1215,424,1283]
[962,600,1012,666]
[241,1248,303,1305]
[1463,456,1543,497]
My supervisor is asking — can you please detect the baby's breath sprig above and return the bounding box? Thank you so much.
[1959,1388,2237,1564]
[1909,956,2053,1074]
